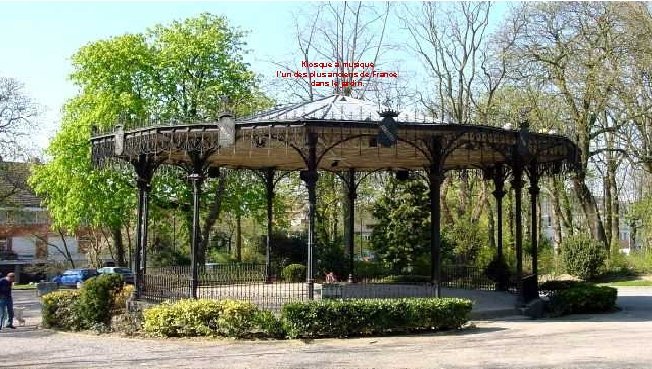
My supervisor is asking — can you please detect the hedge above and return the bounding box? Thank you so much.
[281,297,472,338]
[142,299,275,338]
[41,289,83,330]
[544,282,618,316]
[281,264,306,282]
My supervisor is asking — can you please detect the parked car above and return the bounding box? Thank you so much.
[52,268,98,289]
[97,267,134,284]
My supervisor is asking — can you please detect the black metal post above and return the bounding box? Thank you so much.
[346,168,356,283]
[428,137,444,298]
[189,172,204,299]
[141,185,149,275]
[301,132,318,300]
[134,180,146,299]
[512,167,524,303]
[492,166,506,261]
[529,168,540,286]
[264,168,275,283]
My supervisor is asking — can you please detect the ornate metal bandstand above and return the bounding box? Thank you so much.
[90,95,580,304]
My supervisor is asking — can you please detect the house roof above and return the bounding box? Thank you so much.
[0,161,41,208]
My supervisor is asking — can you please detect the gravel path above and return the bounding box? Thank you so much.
[0,288,650,368]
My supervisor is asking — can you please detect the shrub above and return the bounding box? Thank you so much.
[253,310,286,339]
[41,289,83,330]
[281,297,472,338]
[354,261,390,279]
[484,256,511,290]
[547,284,618,316]
[281,264,306,282]
[539,280,589,296]
[77,274,125,328]
[379,275,431,284]
[560,235,607,280]
[113,284,135,315]
[142,299,263,338]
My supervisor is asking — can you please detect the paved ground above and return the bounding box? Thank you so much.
[0,288,650,368]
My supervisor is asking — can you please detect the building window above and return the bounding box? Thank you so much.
[0,237,7,252]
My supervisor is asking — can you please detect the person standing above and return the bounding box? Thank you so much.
[0,272,16,329]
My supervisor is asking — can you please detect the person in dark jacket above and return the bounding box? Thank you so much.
[0,272,16,329]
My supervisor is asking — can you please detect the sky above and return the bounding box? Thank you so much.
[0,1,510,158]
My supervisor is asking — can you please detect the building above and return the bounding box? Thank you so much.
[0,161,87,282]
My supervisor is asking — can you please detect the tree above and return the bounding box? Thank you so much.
[30,13,269,267]
[370,177,430,273]
[0,76,38,159]
[501,2,630,249]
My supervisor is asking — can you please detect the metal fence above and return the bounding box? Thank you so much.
[141,263,498,311]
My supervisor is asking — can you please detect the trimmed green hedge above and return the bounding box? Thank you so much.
[142,299,278,338]
[41,289,83,330]
[546,283,618,316]
[281,297,472,338]
[539,280,590,296]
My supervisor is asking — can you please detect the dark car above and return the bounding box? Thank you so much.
[52,268,98,289]
[97,267,134,284]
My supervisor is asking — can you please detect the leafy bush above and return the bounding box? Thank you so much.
[142,299,263,338]
[77,274,125,328]
[41,289,83,330]
[547,284,618,316]
[379,275,431,284]
[281,264,306,282]
[253,310,286,339]
[354,261,390,279]
[539,280,589,296]
[281,297,472,338]
[560,235,607,280]
[113,284,135,314]
[484,256,511,290]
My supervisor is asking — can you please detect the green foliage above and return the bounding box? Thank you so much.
[252,310,286,339]
[281,298,472,338]
[315,239,346,278]
[41,289,83,330]
[379,275,431,284]
[354,261,391,279]
[546,284,618,316]
[77,274,125,327]
[281,264,306,282]
[441,215,489,265]
[539,280,591,296]
[142,299,265,338]
[560,234,607,280]
[370,178,430,273]
[484,256,511,290]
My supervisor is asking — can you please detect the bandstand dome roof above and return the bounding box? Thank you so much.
[90,94,580,175]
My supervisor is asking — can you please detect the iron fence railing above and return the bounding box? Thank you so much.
[141,263,499,310]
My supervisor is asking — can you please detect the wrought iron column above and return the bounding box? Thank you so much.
[134,179,147,299]
[427,137,444,298]
[189,172,204,299]
[345,168,356,283]
[300,132,319,299]
[492,167,506,261]
[263,168,275,283]
[512,166,524,301]
[529,167,540,286]
[133,155,155,300]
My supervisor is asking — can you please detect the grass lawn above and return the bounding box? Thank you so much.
[12,283,37,290]
[598,280,652,287]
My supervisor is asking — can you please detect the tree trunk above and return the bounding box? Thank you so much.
[235,211,242,262]
[199,174,227,266]
[572,174,608,249]
[111,225,126,266]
